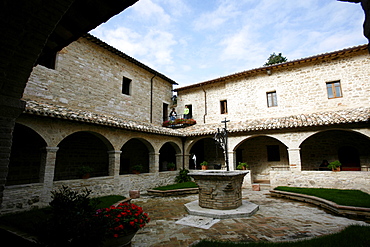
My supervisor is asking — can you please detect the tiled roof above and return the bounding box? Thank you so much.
[175,44,368,92]
[23,100,370,138]
[180,108,370,136]
[23,100,183,136]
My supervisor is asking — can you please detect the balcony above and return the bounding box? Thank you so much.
[162,115,196,128]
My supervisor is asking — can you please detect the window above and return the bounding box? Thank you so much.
[163,103,168,122]
[267,145,280,161]
[122,76,132,95]
[220,100,228,114]
[37,51,58,69]
[326,80,342,98]
[266,91,277,107]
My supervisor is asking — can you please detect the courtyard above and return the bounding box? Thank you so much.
[129,189,369,246]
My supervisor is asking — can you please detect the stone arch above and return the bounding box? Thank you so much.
[55,131,112,180]
[120,138,154,174]
[187,137,224,170]
[234,135,289,182]
[300,129,370,171]
[159,142,181,171]
[7,123,47,185]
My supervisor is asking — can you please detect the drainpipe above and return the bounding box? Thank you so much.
[150,74,157,123]
[201,86,207,124]
[181,137,186,169]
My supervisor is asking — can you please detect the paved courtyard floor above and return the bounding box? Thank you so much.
[130,189,369,247]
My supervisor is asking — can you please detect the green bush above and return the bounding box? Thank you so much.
[175,168,191,183]
[39,186,106,246]
[327,160,341,170]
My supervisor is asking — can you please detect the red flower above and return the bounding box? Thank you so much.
[96,202,150,238]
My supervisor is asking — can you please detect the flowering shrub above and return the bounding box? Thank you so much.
[162,118,196,127]
[96,202,150,238]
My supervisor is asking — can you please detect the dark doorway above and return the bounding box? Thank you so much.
[338,146,361,171]
[159,143,177,171]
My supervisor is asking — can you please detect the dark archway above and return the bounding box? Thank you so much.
[120,139,151,174]
[7,123,47,185]
[300,130,370,170]
[55,131,109,180]
[159,142,178,171]
[235,136,289,182]
[189,138,224,169]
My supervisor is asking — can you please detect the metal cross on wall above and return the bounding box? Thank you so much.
[213,118,230,171]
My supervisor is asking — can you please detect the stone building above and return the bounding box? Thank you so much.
[0,0,140,213]
[175,44,370,192]
[3,31,370,213]
[2,34,185,213]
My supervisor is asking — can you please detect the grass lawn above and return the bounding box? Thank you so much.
[152,181,197,190]
[192,225,370,247]
[274,186,370,208]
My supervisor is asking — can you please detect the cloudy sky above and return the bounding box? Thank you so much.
[90,0,366,88]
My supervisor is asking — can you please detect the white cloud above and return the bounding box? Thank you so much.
[193,2,242,31]
[90,0,367,88]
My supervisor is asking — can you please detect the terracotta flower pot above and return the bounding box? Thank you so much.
[104,230,137,247]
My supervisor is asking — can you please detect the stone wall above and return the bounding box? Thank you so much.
[1,172,176,214]
[24,37,173,126]
[270,171,370,194]
[176,49,370,125]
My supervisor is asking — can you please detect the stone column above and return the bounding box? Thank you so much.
[184,154,190,170]
[228,151,236,171]
[108,150,122,177]
[39,147,59,205]
[175,154,182,170]
[287,148,302,171]
[149,152,160,173]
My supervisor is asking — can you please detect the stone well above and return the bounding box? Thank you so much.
[188,170,248,210]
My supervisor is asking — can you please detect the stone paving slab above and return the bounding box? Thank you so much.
[176,215,220,229]
[130,190,369,247]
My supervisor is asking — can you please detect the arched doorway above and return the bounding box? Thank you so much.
[55,131,110,180]
[7,123,47,185]
[120,138,151,174]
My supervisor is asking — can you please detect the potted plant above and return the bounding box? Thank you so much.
[237,162,249,170]
[167,162,176,171]
[78,166,94,179]
[96,202,150,246]
[200,161,208,170]
[327,160,341,171]
[131,164,144,174]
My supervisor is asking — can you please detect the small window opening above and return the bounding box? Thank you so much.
[37,51,58,69]
[122,76,132,95]
[267,145,280,161]
[220,100,228,114]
